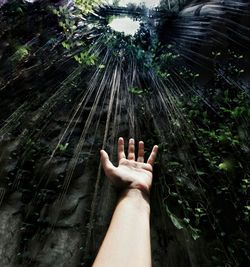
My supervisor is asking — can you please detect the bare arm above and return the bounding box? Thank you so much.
[93,138,158,267]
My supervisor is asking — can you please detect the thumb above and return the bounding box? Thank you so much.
[100,150,115,173]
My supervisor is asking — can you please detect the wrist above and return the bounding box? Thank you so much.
[120,188,149,199]
[119,188,150,213]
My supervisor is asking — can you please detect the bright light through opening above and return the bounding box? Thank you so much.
[105,0,161,8]
[109,17,141,35]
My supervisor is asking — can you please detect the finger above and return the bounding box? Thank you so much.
[118,137,126,162]
[137,141,144,162]
[127,138,135,160]
[100,150,115,172]
[147,145,158,166]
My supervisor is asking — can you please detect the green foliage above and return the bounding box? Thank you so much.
[157,50,249,266]
[58,143,69,152]
[106,15,116,24]
[152,44,201,82]
[166,205,201,240]
[13,46,29,62]
[218,160,234,172]
[52,0,101,17]
[52,0,103,66]
[75,0,101,14]
[166,205,184,230]
[128,87,145,95]
[112,0,121,7]
[74,51,97,66]
[221,106,250,119]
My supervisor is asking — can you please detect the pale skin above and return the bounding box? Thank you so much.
[92,137,158,267]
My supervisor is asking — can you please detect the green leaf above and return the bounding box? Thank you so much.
[170,214,184,230]
[196,171,206,176]
[166,206,201,240]
[98,64,105,69]
[14,46,29,61]
[168,161,181,166]
[218,160,234,172]
[188,225,200,240]
[128,87,144,95]
[166,206,184,230]
[62,41,70,50]
[58,143,69,152]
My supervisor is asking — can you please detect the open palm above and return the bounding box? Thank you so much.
[100,138,158,194]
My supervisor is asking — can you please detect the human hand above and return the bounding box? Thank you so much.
[100,137,158,195]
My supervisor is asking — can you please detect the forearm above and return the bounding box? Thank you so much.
[93,189,151,267]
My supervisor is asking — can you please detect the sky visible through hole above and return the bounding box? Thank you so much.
[108,16,141,35]
[105,0,161,8]
[107,0,160,35]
